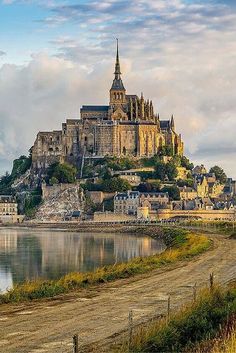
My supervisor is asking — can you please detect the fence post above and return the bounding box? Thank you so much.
[73,334,79,353]
[193,283,197,303]
[128,309,133,350]
[210,272,214,291]
[167,296,171,322]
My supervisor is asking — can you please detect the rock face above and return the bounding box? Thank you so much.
[34,183,85,222]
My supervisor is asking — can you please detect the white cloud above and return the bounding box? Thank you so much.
[1,0,236,178]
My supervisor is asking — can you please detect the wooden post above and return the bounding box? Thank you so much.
[73,334,79,353]
[128,310,133,350]
[210,273,214,291]
[193,283,197,303]
[167,296,171,322]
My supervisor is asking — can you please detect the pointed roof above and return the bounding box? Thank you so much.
[114,38,121,78]
[110,39,125,91]
[171,114,175,129]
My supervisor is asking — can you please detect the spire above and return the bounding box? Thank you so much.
[114,38,121,79]
[110,38,125,91]
[171,114,175,129]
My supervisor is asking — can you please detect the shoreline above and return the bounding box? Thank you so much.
[0,227,211,305]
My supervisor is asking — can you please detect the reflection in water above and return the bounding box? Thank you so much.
[0,228,166,292]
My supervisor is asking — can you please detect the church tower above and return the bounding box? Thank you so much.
[109,39,126,108]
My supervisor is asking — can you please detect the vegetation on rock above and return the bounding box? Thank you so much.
[47,162,77,184]
[0,155,31,194]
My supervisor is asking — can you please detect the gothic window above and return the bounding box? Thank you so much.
[123,146,126,155]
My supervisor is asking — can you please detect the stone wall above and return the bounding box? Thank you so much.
[156,209,235,220]
[93,211,135,222]
[42,183,78,200]
[0,215,24,224]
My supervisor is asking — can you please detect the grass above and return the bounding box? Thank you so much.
[210,329,236,353]
[115,285,236,353]
[193,317,236,353]
[0,227,211,304]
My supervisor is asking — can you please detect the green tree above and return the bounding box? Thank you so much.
[137,183,153,193]
[165,161,178,181]
[181,156,194,170]
[155,162,166,181]
[209,166,227,184]
[177,178,194,187]
[49,177,59,185]
[47,162,77,184]
[24,188,42,217]
[101,177,131,192]
[162,185,180,201]
[159,146,173,157]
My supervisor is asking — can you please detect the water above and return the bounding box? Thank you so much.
[0,227,166,293]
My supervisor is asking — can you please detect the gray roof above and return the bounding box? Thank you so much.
[126,94,138,100]
[110,78,125,90]
[114,191,139,200]
[160,120,170,129]
[81,105,109,112]
[140,192,169,198]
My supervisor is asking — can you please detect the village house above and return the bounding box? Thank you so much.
[114,191,169,215]
[179,186,198,201]
[0,196,18,216]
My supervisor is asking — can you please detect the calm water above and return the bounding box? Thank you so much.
[0,227,166,293]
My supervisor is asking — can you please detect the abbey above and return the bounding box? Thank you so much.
[32,41,184,171]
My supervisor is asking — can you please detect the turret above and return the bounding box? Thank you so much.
[140,92,145,119]
[170,114,175,130]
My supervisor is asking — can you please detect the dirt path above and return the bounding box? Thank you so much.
[0,234,235,353]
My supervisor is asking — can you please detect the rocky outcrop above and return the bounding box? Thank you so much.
[34,183,85,222]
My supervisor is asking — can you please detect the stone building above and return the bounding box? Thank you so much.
[32,40,184,172]
[179,186,198,201]
[114,191,140,215]
[0,196,18,216]
[114,191,169,215]
[139,192,169,211]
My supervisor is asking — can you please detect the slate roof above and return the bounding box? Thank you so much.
[140,192,169,198]
[114,191,139,200]
[160,120,170,129]
[81,105,109,112]
[110,78,125,90]
[0,195,16,203]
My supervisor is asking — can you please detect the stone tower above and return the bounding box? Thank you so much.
[109,39,126,108]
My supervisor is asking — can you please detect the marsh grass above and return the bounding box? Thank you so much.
[117,286,236,353]
[0,228,210,304]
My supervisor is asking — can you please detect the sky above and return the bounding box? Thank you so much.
[0,0,236,177]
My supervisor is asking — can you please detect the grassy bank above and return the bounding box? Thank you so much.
[117,285,236,353]
[0,227,211,304]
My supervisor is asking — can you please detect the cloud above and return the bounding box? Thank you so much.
[0,51,6,57]
[1,0,236,178]
[0,54,113,173]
